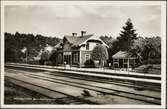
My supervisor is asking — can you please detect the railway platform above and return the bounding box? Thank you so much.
[7,63,161,78]
[5,63,161,84]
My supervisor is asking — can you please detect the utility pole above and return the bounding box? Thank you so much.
[26,50,28,64]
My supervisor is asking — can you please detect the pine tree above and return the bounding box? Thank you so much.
[117,18,138,51]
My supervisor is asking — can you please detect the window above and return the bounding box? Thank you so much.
[73,53,79,64]
[129,59,134,64]
[123,64,128,68]
[114,59,118,62]
[64,55,71,64]
[85,54,90,61]
[114,63,119,68]
[124,59,128,63]
[86,42,89,50]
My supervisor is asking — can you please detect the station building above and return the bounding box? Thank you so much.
[55,31,108,67]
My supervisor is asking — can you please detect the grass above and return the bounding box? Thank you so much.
[135,64,161,75]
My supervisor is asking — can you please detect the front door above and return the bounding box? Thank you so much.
[67,55,71,64]
[119,59,123,68]
[64,55,71,64]
[64,52,72,65]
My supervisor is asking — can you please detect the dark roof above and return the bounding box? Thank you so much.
[54,42,61,48]
[64,34,93,46]
[54,40,63,49]
[112,51,136,59]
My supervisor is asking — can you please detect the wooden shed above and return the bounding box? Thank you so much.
[112,51,137,69]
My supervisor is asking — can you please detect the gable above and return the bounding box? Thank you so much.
[79,35,109,48]
[64,34,93,46]
[62,34,109,49]
[63,43,72,51]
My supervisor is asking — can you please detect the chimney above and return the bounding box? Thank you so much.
[72,33,77,37]
[81,31,86,36]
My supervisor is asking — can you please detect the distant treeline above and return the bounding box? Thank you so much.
[5,32,61,63]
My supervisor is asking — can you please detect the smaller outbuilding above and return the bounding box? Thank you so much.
[112,51,137,69]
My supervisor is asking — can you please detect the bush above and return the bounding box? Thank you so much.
[84,59,95,68]
[142,58,161,64]
[91,45,108,67]
[135,64,161,74]
[39,60,45,65]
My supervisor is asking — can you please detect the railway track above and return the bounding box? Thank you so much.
[5,68,161,105]
[5,76,98,104]
[41,70,161,92]
[24,73,161,104]
[5,64,161,92]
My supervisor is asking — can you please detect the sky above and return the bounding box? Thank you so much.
[4,5,161,38]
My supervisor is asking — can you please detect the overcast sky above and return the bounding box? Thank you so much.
[5,5,161,38]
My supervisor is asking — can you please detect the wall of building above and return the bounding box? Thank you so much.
[63,43,71,51]
[80,42,97,51]
[80,50,92,67]
[72,51,80,65]
[89,42,97,50]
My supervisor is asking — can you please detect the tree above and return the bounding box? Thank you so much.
[49,50,58,66]
[40,51,49,65]
[27,48,39,62]
[84,59,95,68]
[117,18,138,51]
[142,36,161,64]
[91,44,108,67]
[100,35,113,47]
[107,40,120,66]
[4,32,61,64]
[100,35,119,64]
[130,36,161,65]
[5,49,22,62]
[39,45,54,65]
[129,36,145,65]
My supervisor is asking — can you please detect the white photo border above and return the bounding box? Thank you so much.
[1,1,166,108]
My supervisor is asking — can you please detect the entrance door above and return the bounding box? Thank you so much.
[64,52,72,65]
[119,59,123,68]
[64,55,71,65]
[67,55,71,64]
